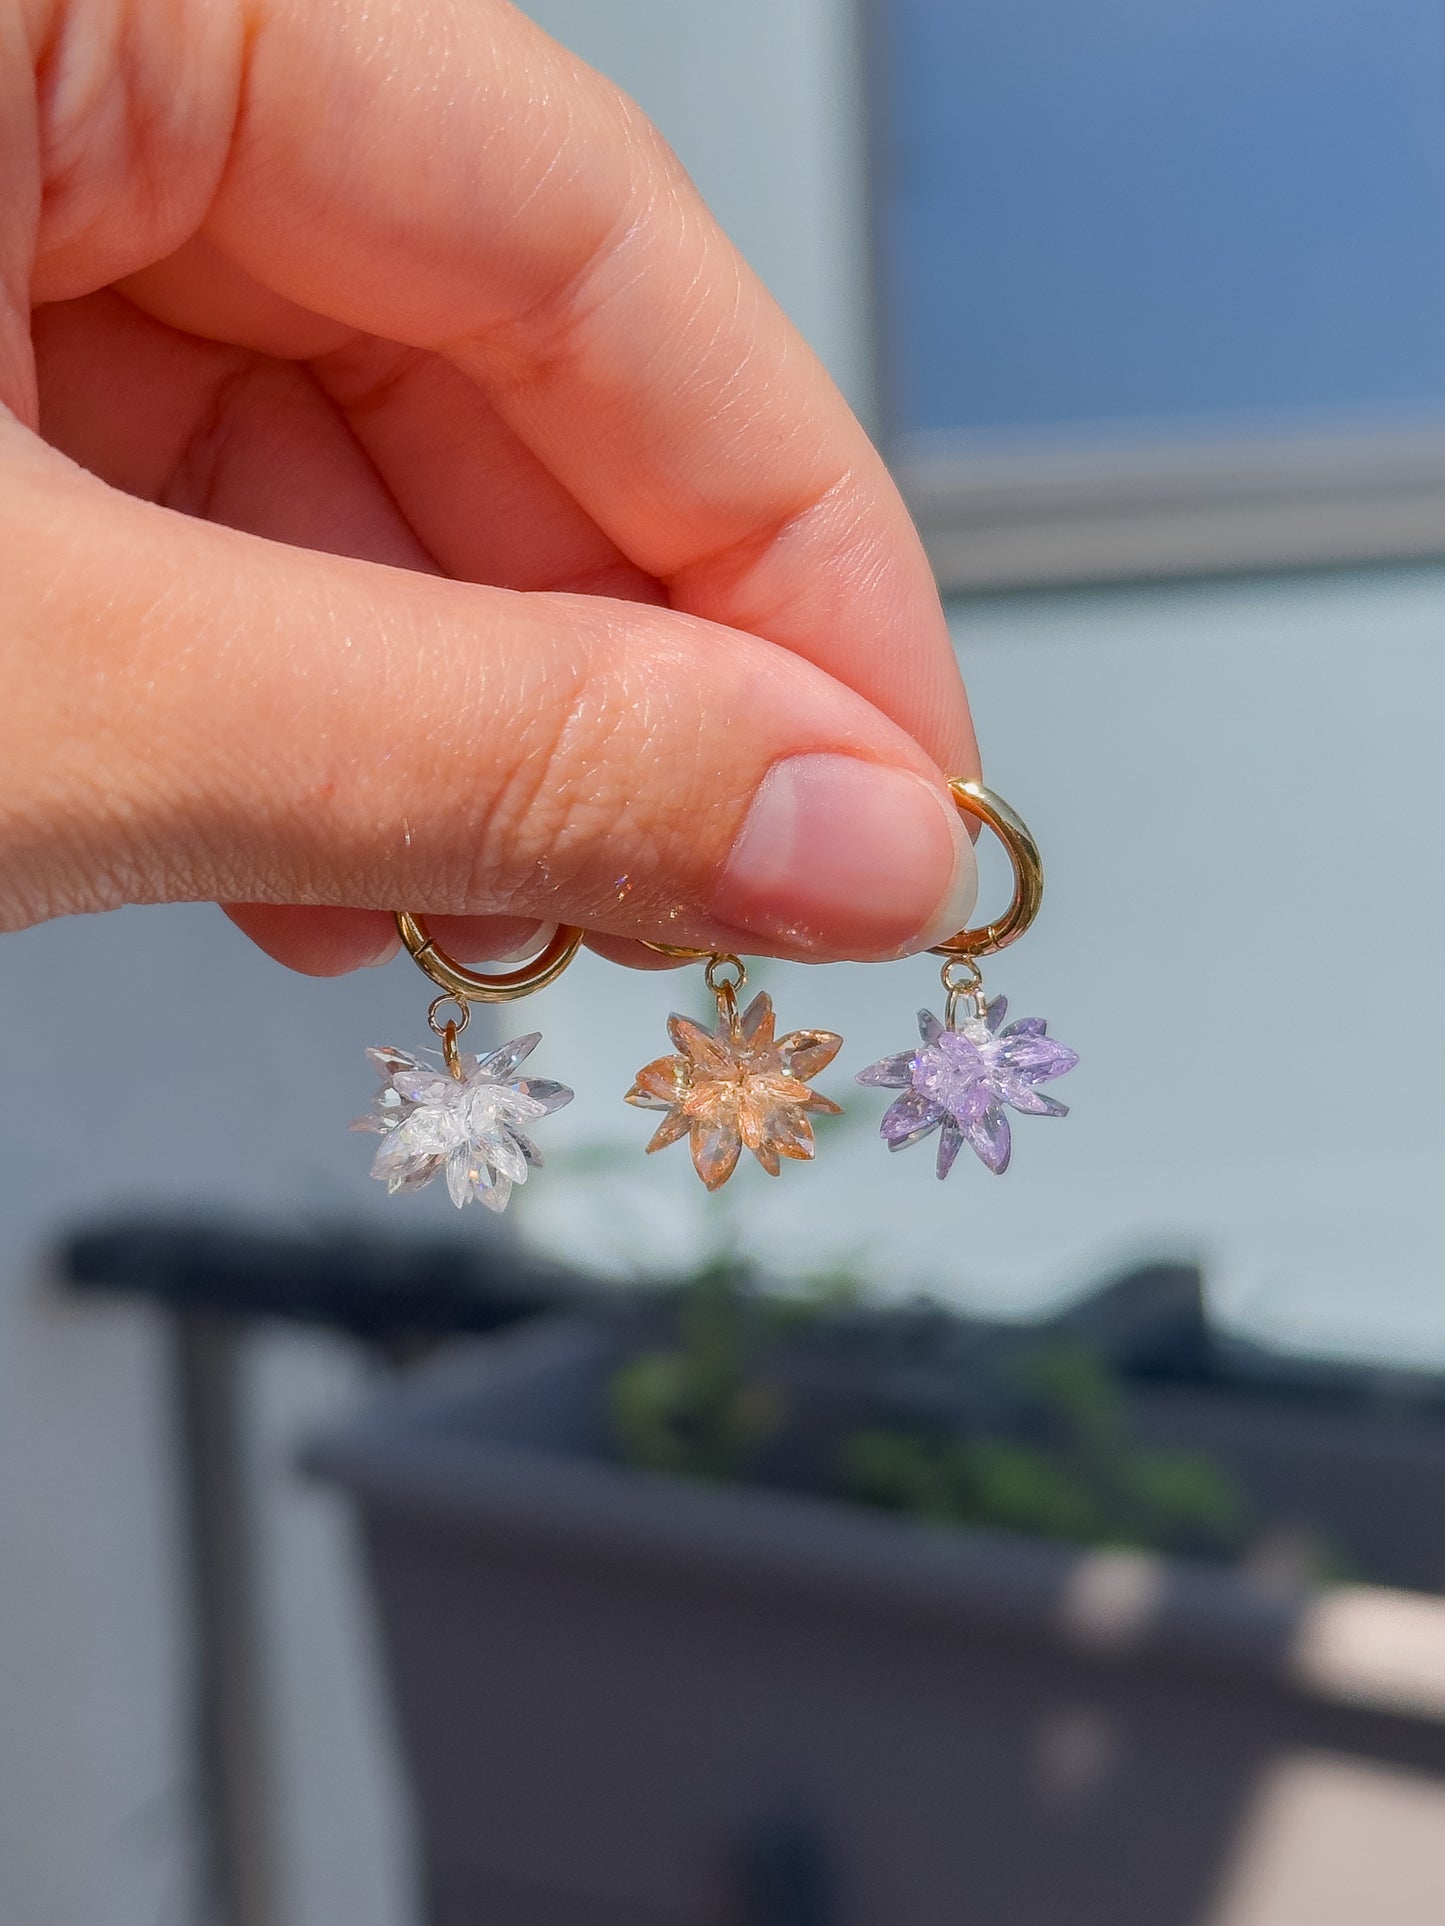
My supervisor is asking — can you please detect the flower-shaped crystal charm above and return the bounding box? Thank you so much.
[625,990,843,1190]
[353,1033,573,1212]
[857,997,1077,1178]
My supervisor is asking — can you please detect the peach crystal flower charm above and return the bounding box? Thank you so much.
[625,958,843,1190]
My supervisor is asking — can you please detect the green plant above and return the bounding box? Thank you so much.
[607,1258,873,1481]
[608,1261,785,1481]
[842,1341,1249,1557]
[608,1273,1260,1564]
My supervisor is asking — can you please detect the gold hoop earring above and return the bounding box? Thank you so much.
[855,781,1077,1181]
[394,914,583,1002]
[624,942,844,1192]
[352,917,584,1214]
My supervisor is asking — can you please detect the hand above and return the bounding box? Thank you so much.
[5,0,979,977]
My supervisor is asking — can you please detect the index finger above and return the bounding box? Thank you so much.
[208,0,976,776]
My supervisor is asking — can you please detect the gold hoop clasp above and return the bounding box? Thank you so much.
[639,941,745,988]
[930,779,1044,960]
[394,914,584,1003]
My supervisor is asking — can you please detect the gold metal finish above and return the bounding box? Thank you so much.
[703,953,746,998]
[939,954,984,1032]
[395,915,583,1003]
[641,941,714,962]
[426,995,470,1078]
[930,779,1044,960]
[642,943,748,1022]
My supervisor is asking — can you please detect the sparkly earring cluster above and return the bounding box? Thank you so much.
[356,783,1075,1208]
[626,952,1076,1190]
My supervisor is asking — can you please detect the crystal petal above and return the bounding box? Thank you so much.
[667,1013,734,1075]
[856,1049,916,1089]
[936,1119,965,1179]
[776,1029,842,1080]
[964,1103,1012,1174]
[645,1111,691,1153]
[735,1095,767,1151]
[909,1037,989,1122]
[690,1117,742,1190]
[445,1144,475,1209]
[983,996,1009,1033]
[753,1139,782,1176]
[477,1172,512,1213]
[490,1089,548,1131]
[517,1077,573,1113]
[475,1033,542,1081]
[881,1090,944,1149]
[367,1045,425,1078]
[739,991,776,1048]
[391,1069,456,1105]
[382,1153,445,1194]
[397,1106,464,1158]
[485,1129,529,1187]
[995,1032,1079,1083]
[628,1057,689,1106]
[371,1120,447,1183]
[1000,1016,1045,1040]
[507,1127,544,1168]
[743,1070,812,1111]
[804,1092,844,1117]
[997,1077,1069,1118]
[918,1009,945,1045]
[626,1086,671,1112]
[370,1132,409,1181]
[773,1111,816,1160]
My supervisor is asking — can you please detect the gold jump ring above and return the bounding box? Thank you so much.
[702,953,746,995]
[395,915,584,1003]
[640,941,712,962]
[930,779,1044,960]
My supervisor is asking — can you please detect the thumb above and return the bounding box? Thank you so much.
[1,442,978,962]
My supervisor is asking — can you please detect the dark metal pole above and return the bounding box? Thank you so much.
[174,1312,281,1926]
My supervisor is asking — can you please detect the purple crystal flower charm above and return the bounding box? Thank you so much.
[352,1033,573,1212]
[856,997,1077,1178]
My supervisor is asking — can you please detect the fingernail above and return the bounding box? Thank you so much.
[713,754,978,958]
[491,920,557,962]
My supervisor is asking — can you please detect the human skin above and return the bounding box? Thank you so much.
[2,0,980,980]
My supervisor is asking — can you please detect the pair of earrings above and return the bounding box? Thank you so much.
[352,781,1078,1211]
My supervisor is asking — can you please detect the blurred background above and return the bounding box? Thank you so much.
[8,3,1445,1923]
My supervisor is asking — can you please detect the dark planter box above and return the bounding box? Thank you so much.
[308,1312,1445,1926]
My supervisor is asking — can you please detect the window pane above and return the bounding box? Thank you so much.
[879,0,1445,444]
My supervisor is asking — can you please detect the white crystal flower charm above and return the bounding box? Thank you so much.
[353,1033,573,1212]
